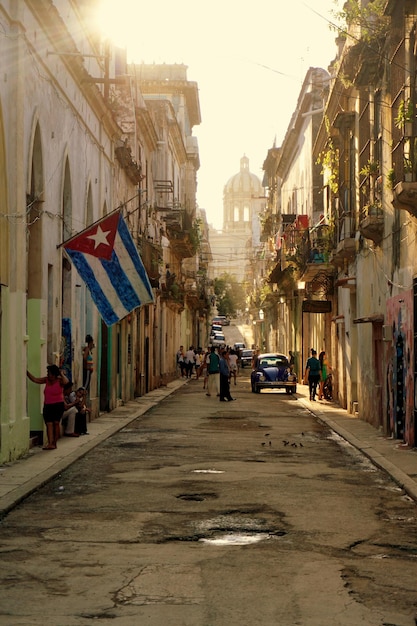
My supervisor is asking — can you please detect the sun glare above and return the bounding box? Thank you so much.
[95,0,129,49]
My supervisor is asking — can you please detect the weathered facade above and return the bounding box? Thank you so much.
[0,2,209,462]
[259,1,417,448]
[260,68,332,375]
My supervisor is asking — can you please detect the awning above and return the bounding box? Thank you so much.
[268,264,294,286]
[302,300,332,313]
[353,314,384,324]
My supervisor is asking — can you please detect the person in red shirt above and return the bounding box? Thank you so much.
[27,364,69,450]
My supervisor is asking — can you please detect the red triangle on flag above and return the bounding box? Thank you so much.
[64,212,120,260]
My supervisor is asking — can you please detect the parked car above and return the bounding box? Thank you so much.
[240,348,254,368]
[210,324,223,337]
[212,315,230,326]
[234,342,246,351]
[250,353,297,394]
[211,332,226,347]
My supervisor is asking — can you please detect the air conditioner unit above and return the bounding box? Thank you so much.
[382,325,393,341]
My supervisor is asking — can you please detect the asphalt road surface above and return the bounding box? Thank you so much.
[1,345,417,625]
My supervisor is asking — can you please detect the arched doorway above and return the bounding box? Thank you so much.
[26,123,45,435]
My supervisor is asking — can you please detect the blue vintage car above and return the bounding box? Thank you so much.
[250,353,297,394]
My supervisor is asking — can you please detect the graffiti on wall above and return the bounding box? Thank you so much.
[386,290,413,444]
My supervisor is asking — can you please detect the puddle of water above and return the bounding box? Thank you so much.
[370,553,389,559]
[199,533,271,546]
[192,469,224,474]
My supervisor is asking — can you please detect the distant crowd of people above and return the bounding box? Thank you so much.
[176,344,241,402]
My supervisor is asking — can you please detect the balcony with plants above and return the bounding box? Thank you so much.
[115,141,143,185]
[392,99,417,218]
[358,159,384,245]
[139,238,163,288]
[160,269,185,311]
[335,0,389,88]
[164,210,201,259]
[181,269,209,312]
[281,216,308,274]
[279,215,335,283]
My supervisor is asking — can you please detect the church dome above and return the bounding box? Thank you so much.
[224,155,262,195]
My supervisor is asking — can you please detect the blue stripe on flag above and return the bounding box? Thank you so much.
[66,250,119,326]
[117,215,154,300]
[101,250,142,311]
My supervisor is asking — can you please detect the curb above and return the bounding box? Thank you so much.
[299,396,417,503]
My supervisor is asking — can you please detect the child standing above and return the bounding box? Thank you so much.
[75,387,90,435]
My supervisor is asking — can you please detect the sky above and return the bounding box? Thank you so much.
[97,0,341,229]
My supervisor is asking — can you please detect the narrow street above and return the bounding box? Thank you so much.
[1,331,417,626]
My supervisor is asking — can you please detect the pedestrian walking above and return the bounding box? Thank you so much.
[185,346,196,379]
[228,349,238,385]
[176,345,186,378]
[304,349,321,401]
[206,346,220,397]
[219,350,235,401]
[318,351,331,400]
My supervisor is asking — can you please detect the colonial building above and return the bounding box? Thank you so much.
[0,3,208,462]
[260,68,331,369]
[259,1,417,448]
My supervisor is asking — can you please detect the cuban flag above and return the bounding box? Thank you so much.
[64,211,154,326]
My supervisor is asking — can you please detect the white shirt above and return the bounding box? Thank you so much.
[185,349,195,364]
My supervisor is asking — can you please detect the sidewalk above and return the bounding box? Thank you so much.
[297,383,417,502]
[1,377,417,518]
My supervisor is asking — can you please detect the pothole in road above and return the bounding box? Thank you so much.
[199,533,273,545]
[194,512,287,545]
[141,507,288,544]
[176,492,218,501]
[209,411,259,420]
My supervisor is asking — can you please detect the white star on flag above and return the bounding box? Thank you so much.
[87,225,112,249]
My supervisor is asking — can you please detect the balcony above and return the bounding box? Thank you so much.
[330,238,356,267]
[302,257,334,282]
[163,210,199,259]
[281,215,309,274]
[167,231,196,259]
[140,239,162,288]
[393,181,417,218]
[160,280,185,312]
[115,143,143,185]
[329,215,356,267]
[341,40,382,88]
[268,263,296,294]
[359,204,384,245]
[300,225,335,282]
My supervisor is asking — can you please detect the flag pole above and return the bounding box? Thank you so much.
[57,190,142,249]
